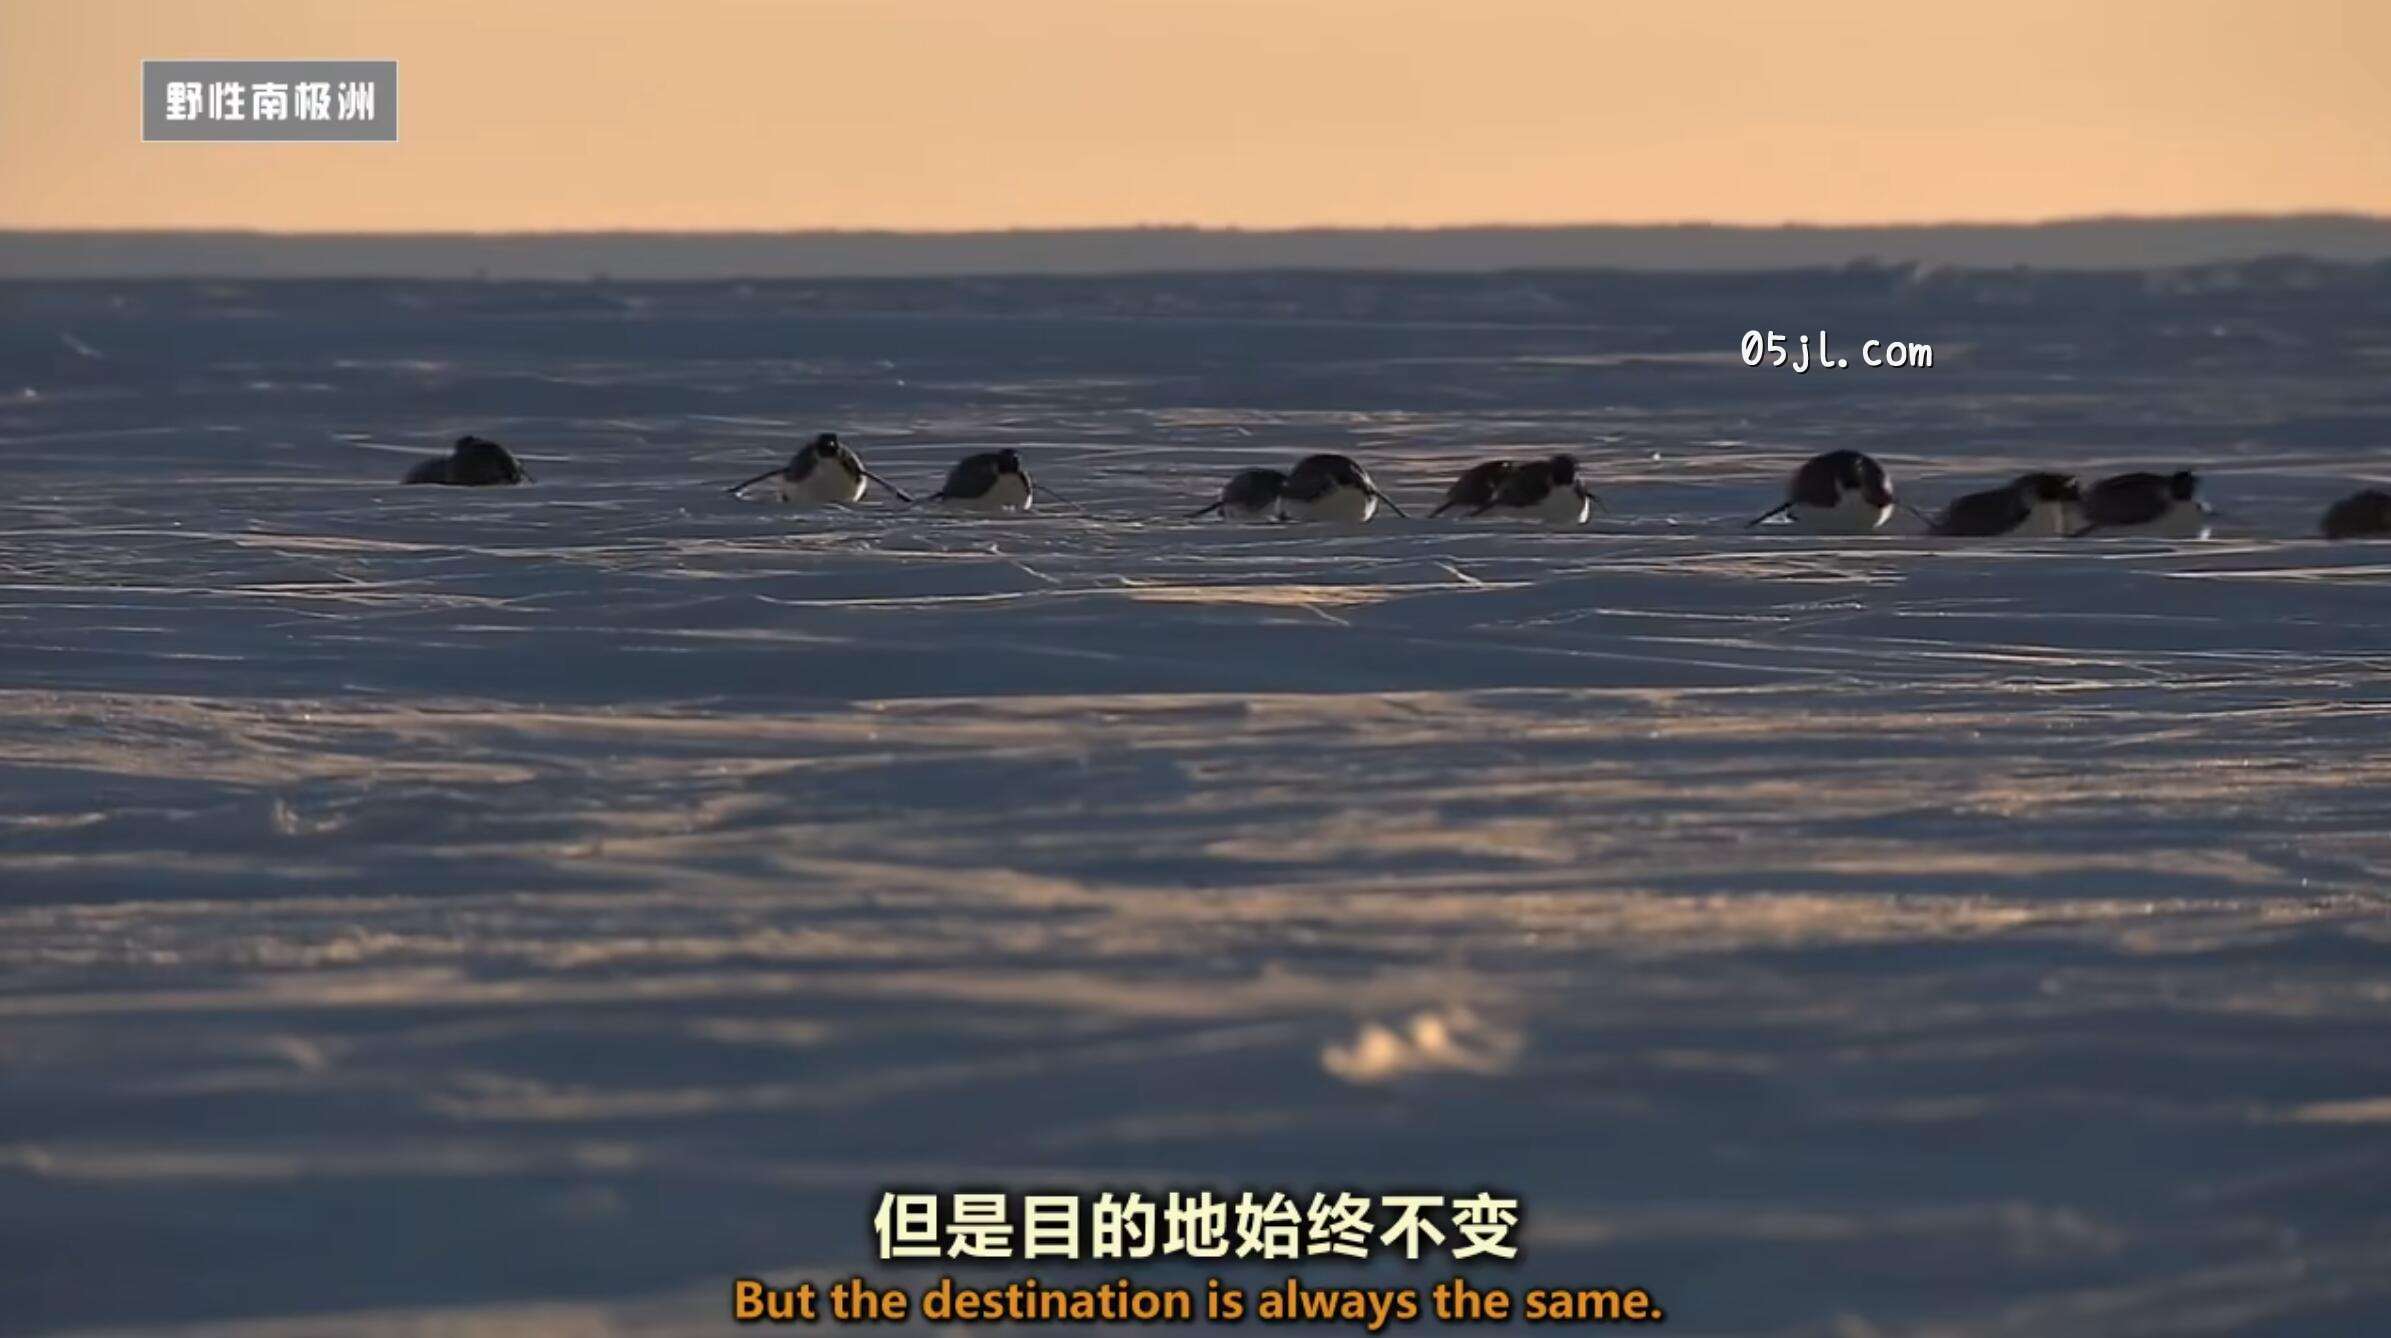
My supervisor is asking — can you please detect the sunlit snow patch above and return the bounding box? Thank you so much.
[1320,1007,1523,1084]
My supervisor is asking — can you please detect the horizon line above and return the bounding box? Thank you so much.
[8,211,2391,239]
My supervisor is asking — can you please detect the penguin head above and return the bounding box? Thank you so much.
[1545,454,1579,486]
[2168,470,2202,501]
[2017,471,2081,504]
[993,448,1023,475]
[810,432,844,459]
[1846,453,1894,508]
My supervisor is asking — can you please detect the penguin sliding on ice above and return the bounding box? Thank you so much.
[1747,450,1896,533]
[1430,460,1516,518]
[1189,468,1288,522]
[726,432,913,505]
[1470,454,1604,525]
[2072,470,2212,538]
[930,448,1043,512]
[403,435,532,486]
[1280,454,1405,524]
[2321,488,2391,540]
[1928,472,2082,537]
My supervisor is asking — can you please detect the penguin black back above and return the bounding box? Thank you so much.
[1432,460,1516,517]
[1483,454,1575,507]
[2322,488,2391,540]
[2079,470,2198,530]
[1931,472,2080,537]
[1284,453,1367,502]
[1191,467,1288,518]
[934,448,1028,502]
[1223,467,1285,508]
[404,434,530,486]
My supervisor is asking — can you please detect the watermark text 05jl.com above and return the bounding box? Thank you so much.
[1740,330,1932,373]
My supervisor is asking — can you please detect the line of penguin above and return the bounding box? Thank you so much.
[400,433,2391,541]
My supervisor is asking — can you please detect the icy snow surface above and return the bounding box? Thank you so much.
[4,270,2391,1335]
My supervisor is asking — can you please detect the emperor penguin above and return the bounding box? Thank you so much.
[1281,454,1405,524]
[403,435,531,486]
[1430,460,1516,518]
[2321,488,2391,540]
[726,432,913,505]
[931,448,1037,512]
[2072,470,2212,538]
[1471,454,1603,525]
[1929,472,2081,537]
[1189,468,1288,522]
[1747,450,1895,533]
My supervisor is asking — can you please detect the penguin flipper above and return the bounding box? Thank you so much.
[859,468,916,503]
[726,467,783,496]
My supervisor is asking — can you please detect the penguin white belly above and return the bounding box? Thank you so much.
[777,467,866,506]
[1788,491,1892,533]
[2109,503,2211,539]
[2019,498,2074,536]
[946,473,1033,512]
[2170,503,2215,539]
[1528,488,1592,526]
[1284,486,1377,524]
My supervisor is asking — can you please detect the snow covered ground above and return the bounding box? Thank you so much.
[4,271,2391,1335]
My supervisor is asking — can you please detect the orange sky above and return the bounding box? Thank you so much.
[3,0,2385,231]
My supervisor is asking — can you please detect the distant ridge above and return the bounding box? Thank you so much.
[6,215,2391,280]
